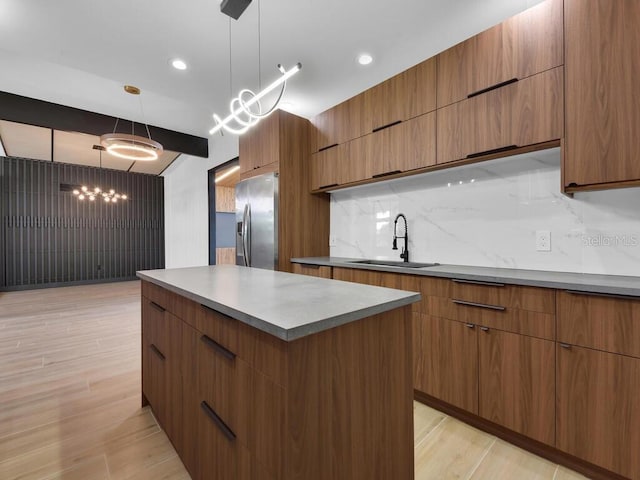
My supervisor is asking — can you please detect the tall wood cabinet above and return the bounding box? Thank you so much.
[239,110,330,272]
[563,0,640,191]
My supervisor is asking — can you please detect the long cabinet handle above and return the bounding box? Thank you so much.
[565,290,638,301]
[559,343,572,349]
[318,143,339,152]
[201,335,236,361]
[200,401,236,442]
[150,301,166,312]
[372,120,402,133]
[467,78,519,98]
[452,299,506,311]
[480,326,490,332]
[464,323,476,329]
[149,344,165,361]
[466,145,518,159]
[452,279,505,288]
[318,183,339,190]
[372,170,402,179]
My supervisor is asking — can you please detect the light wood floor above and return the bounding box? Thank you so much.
[0,281,589,480]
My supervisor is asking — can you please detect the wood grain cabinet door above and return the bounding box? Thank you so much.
[557,344,640,479]
[310,145,343,190]
[141,301,184,455]
[437,0,563,107]
[478,328,555,445]
[413,313,478,413]
[437,66,563,164]
[363,57,436,133]
[564,0,640,189]
[239,112,279,174]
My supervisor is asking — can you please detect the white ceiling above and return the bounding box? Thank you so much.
[0,0,543,142]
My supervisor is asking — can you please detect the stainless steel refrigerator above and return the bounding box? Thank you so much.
[235,172,279,269]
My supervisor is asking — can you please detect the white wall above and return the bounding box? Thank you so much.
[330,148,640,277]
[163,135,238,268]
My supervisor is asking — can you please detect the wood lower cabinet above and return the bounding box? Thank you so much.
[557,345,640,480]
[436,0,563,108]
[564,0,640,191]
[478,328,555,445]
[142,281,414,480]
[141,299,183,455]
[292,263,332,279]
[413,313,478,413]
[437,67,563,164]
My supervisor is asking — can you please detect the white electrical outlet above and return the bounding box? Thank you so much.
[329,235,337,247]
[536,230,551,252]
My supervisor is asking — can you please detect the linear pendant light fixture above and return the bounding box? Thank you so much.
[210,0,301,136]
[100,85,163,161]
[210,63,301,135]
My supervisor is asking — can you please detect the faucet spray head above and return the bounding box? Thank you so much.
[392,236,398,250]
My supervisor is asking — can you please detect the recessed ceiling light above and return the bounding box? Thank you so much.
[171,59,187,71]
[357,53,373,66]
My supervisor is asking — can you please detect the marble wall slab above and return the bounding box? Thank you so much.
[330,148,640,276]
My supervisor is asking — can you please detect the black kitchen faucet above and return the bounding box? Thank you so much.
[392,213,409,262]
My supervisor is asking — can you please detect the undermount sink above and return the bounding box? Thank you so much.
[348,259,440,269]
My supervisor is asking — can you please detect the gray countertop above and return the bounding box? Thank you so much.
[291,257,640,297]
[137,265,420,341]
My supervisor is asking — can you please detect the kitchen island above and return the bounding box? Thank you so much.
[137,265,420,480]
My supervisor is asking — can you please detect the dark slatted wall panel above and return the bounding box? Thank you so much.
[0,156,164,290]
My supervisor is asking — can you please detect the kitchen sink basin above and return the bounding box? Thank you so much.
[348,260,440,268]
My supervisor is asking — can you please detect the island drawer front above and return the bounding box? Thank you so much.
[196,304,239,354]
[427,296,556,340]
[557,290,640,358]
[141,281,197,327]
[196,332,252,447]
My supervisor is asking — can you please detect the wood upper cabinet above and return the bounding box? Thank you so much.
[413,313,478,413]
[371,113,436,177]
[437,0,563,108]
[563,0,640,190]
[363,58,436,133]
[311,95,364,152]
[310,144,345,190]
[239,113,280,175]
[478,328,555,445]
[437,66,563,164]
[557,345,640,479]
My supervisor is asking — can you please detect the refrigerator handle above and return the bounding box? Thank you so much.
[241,204,248,266]
[245,203,251,266]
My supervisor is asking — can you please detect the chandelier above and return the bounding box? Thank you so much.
[73,146,128,203]
[100,85,163,161]
[210,0,301,136]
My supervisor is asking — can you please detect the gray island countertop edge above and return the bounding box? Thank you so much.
[137,265,420,341]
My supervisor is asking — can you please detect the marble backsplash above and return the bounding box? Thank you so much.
[329,147,640,276]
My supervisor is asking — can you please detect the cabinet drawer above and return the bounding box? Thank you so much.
[428,296,555,340]
[437,66,563,164]
[557,290,640,358]
[195,303,239,354]
[142,281,197,326]
[450,279,555,313]
[436,0,563,107]
[292,263,332,279]
[197,335,252,445]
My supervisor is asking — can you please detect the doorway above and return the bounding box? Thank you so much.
[208,158,240,265]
